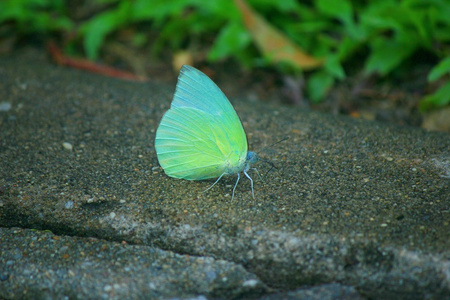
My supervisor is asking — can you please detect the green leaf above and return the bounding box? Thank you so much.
[337,36,362,61]
[360,1,403,32]
[287,20,330,33]
[316,0,364,40]
[249,0,300,13]
[307,70,334,102]
[196,0,239,19]
[0,0,72,32]
[209,22,251,61]
[324,54,345,80]
[419,82,450,111]
[428,56,450,82]
[316,0,353,26]
[364,34,418,76]
[80,1,132,59]
[131,0,192,22]
[403,7,431,47]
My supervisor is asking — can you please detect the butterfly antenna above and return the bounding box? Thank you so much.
[256,137,287,178]
[260,158,278,178]
[259,137,290,153]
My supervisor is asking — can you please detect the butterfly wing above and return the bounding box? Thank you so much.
[155,65,248,180]
[171,65,238,115]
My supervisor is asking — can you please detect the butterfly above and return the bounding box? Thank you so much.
[155,65,259,200]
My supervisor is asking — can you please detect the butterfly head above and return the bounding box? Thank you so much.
[246,151,258,163]
[244,151,259,172]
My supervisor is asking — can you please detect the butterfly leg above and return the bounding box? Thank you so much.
[203,173,225,193]
[232,173,240,201]
[243,170,255,199]
[252,168,264,183]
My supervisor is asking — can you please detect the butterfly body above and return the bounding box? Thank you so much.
[155,65,258,199]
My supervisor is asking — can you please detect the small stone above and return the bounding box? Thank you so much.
[0,102,11,112]
[0,274,10,281]
[104,285,112,292]
[243,279,259,288]
[62,142,73,151]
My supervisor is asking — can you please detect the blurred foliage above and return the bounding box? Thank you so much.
[0,0,72,34]
[0,0,449,110]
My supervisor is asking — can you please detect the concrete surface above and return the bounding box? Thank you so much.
[1,48,449,299]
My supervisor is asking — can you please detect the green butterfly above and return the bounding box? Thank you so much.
[155,65,259,200]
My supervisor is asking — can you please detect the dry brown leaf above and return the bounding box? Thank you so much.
[235,0,323,70]
[172,51,194,72]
